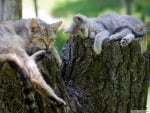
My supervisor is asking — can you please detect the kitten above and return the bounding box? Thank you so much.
[2,18,62,66]
[0,18,66,112]
[65,13,146,54]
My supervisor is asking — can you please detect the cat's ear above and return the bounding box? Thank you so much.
[73,14,87,24]
[50,21,62,32]
[29,18,40,32]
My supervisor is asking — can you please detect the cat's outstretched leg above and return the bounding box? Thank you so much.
[0,49,66,108]
[109,28,135,46]
[93,31,110,54]
[50,47,62,66]
[0,51,38,113]
[21,51,66,106]
[110,28,132,40]
[30,50,46,60]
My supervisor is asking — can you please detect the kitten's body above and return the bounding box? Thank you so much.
[0,19,66,112]
[65,13,146,54]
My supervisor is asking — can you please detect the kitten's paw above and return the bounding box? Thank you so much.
[109,34,120,40]
[56,57,62,67]
[57,98,66,107]
[120,34,134,47]
[49,96,66,107]
[31,50,46,60]
[89,32,96,39]
[58,59,62,67]
[120,39,129,46]
[93,47,102,55]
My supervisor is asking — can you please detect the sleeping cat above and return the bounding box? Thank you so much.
[65,13,146,54]
[2,18,62,65]
[0,18,66,112]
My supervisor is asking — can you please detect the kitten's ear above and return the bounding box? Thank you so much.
[29,18,40,32]
[51,21,62,31]
[73,14,87,24]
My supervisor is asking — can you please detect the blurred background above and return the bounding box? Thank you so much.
[23,0,150,110]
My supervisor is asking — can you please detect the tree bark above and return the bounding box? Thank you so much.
[61,36,150,113]
[0,52,67,113]
[122,0,133,15]
[0,0,22,20]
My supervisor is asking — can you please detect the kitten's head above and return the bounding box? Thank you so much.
[64,14,89,38]
[28,18,62,50]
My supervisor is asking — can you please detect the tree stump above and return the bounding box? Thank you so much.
[0,1,149,111]
[0,35,149,113]
[61,36,150,113]
[0,52,67,113]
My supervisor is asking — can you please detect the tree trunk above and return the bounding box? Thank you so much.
[61,36,150,113]
[122,0,133,15]
[0,0,23,113]
[0,52,67,113]
[0,0,22,20]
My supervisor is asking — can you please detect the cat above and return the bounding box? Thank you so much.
[0,18,66,112]
[65,13,146,54]
[1,18,62,66]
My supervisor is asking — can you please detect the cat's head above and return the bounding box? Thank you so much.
[64,14,89,38]
[28,18,62,50]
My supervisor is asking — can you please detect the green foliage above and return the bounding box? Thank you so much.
[134,0,150,16]
[55,30,69,51]
[51,0,122,17]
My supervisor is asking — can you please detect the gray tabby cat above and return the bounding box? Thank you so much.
[65,13,146,54]
[0,18,66,112]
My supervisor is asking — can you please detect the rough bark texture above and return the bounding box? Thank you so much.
[0,0,22,20]
[61,36,150,113]
[0,52,67,113]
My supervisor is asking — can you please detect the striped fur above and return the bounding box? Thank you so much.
[0,18,66,112]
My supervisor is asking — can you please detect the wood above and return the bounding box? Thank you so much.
[0,0,22,20]
[61,36,150,113]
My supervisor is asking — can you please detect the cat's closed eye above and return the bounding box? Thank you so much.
[49,38,55,41]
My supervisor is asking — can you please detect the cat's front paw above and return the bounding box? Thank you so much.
[31,50,46,60]
[109,34,120,40]
[58,59,62,67]
[48,95,66,107]
[56,57,62,67]
[120,34,134,47]
[56,98,66,107]
[89,32,96,39]
[120,39,129,46]
[93,46,102,55]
